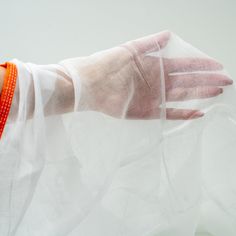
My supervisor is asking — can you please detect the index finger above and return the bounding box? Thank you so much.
[165,57,223,73]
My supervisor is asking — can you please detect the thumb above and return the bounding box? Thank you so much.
[124,30,171,54]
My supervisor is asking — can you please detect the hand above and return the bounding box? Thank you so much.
[60,31,233,120]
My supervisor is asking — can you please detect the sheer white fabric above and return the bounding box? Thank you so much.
[0,32,235,236]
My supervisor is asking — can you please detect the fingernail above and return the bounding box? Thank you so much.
[218,88,223,94]
[224,79,234,85]
[195,111,204,117]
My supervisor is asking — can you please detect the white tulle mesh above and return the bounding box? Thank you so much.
[0,31,235,236]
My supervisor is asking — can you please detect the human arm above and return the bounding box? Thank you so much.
[1,31,234,127]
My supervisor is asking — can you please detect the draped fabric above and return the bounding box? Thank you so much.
[0,32,235,236]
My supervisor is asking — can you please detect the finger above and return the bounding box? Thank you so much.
[125,30,171,54]
[165,57,223,73]
[168,73,233,89]
[127,107,204,120]
[166,86,223,102]
[166,108,204,120]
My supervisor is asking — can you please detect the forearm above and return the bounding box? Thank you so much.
[0,60,75,127]
[7,60,75,121]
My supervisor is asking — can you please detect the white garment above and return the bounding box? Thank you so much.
[0,32,236,236]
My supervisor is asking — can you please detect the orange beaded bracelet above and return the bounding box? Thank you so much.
[0,62,18,139]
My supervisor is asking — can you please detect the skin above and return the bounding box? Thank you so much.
[0,66,6,93]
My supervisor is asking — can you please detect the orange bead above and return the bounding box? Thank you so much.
[0,62,18,139]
